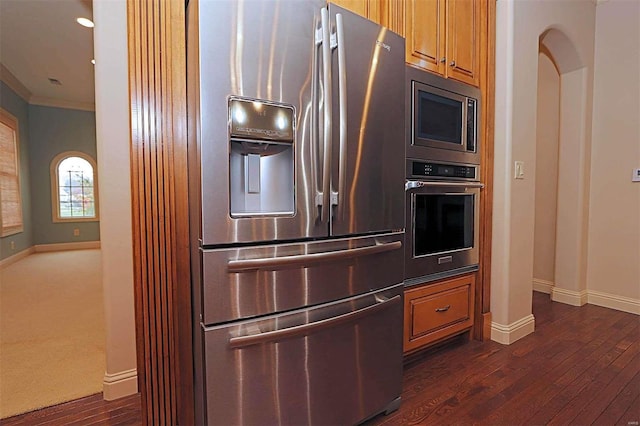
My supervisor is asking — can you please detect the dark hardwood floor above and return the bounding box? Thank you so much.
[2,292,638,425]
[0,393,141,425]
[366,291,640,426]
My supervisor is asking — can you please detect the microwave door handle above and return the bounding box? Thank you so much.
[461,97,468,150]
[320,7,332,224]
[335,12,347,219]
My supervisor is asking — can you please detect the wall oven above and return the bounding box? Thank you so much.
[405,160,482,284]
[406,65,481,165]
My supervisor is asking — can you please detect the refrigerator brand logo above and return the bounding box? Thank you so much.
[376,40,390,52]
[237,127,289,138]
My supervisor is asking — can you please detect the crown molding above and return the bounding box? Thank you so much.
[1,63,95,112]
[0,63,32,102]
[30,95,95,112]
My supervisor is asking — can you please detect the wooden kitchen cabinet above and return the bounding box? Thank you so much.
[330,0,382,25]
[405,0,481,86]
[330,0,405,35]
[404,273,475,354]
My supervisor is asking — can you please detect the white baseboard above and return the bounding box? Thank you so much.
[587,290,640,315]
[551,287,588,306]
[34,241,101,252]
[103,368,138,401]
[0,247,35,269]
[491,314,536,345]
[533,278,554,294]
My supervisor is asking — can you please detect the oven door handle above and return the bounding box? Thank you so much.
[228,295,401,349]
[405,180,485,190]
[227,240,402,272]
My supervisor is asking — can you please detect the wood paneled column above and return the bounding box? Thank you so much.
[127,0,193,424]
[475,0,496,341]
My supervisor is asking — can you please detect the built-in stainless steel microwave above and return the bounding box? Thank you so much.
[406,66,481,165]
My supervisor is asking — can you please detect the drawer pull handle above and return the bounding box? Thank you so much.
[435,305,451,313]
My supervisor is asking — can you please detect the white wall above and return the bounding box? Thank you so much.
[492,0,596,343]
[93,0,138,399]
[586,0,640,313]
[533,52,560,288]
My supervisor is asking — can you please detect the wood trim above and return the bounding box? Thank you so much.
[474,0,495,341]
[482,311,492,341]
[128,0,193,424]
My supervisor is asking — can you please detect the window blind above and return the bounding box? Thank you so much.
[0,109,23,236]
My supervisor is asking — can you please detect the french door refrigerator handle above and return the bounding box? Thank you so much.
[228,295,401,349]
[227,240,402,272]
[320,7,332,224]
[335,12,347,219]
[312,20,322,214]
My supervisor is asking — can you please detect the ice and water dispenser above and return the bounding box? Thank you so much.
[229,98,295,216]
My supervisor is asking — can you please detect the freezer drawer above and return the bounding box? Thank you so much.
[201,284,403,426]
[200,232,404,325]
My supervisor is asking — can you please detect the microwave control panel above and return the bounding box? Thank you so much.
[411,161,477,180]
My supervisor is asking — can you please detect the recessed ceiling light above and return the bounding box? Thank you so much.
[91,59,96,65]
[76,17,94,28]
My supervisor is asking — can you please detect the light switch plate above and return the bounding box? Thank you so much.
[514,161,525,179]
[633,168,640,182]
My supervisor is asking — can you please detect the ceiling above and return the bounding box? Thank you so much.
[0,0,95,110]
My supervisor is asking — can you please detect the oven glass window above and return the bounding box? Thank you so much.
[416,90,463,145]
[414,194,474,256]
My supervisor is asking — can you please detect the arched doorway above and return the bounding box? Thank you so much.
[535,28,592,307]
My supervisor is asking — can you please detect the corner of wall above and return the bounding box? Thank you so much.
[490,314,535,345]
[551,287,588,306]
[532,279,554,294]
[103,369,138,401]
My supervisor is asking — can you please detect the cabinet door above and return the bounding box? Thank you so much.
[405,0,446,75]
[379,0,405,36]
[330,0,369,17]
[446,0,480,86]
[330,0,403,34]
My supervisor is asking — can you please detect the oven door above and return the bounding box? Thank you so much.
[404,180,482,282]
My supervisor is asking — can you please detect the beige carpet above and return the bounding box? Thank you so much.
[0,249,106,418]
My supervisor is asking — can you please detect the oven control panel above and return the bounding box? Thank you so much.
[411,161,477,180]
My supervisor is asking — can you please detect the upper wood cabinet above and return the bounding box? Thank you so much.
[406,0,481,86]
[330,0,381,24]
[405,0,444,75]
[446,0,480,86]
[330,0,404,35]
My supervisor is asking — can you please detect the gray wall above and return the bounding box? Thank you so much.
[0,82,33,259]
[0,81,100,261]
[29,105,100,245]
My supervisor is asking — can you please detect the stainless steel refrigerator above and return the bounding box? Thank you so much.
[187,1,406,424]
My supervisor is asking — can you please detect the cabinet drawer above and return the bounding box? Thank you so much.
[411,286,469,336]
[404,273,475,353]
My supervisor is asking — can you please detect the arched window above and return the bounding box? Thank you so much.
[51,152,99,222]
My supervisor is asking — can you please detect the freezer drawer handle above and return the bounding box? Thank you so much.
[228,294,401,349]
[227,240,402,272]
